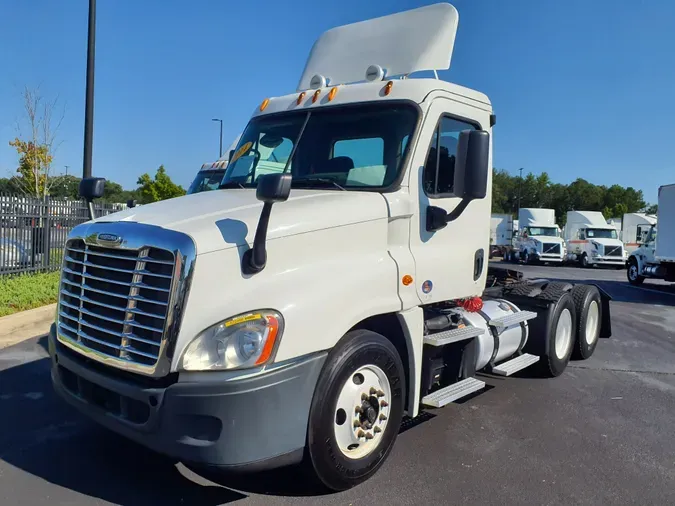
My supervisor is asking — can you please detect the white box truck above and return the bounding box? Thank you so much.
[48,4,611,491]
[564,210,625,268]
[621,213,657,254]
[507,208,566,264]
[489,213,514,258]
[627,184,675,285]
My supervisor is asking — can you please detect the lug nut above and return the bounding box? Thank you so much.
[373,426,382,434]
[361,393,369,401]
[365,432,374,440]
[379,414,387,421]
[354,420,362,428]
[380,400,389,408]
[357,430,366,438]
[370,387,377,395]
[355,406,362,414]
[376,390,385,397]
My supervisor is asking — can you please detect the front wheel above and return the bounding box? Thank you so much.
[627,259,645,286]
[307,329,405,491]
[580,253,590,268]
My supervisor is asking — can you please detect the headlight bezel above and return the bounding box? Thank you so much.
[180,309,284,372]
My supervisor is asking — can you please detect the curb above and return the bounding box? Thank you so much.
[0,303,56,349]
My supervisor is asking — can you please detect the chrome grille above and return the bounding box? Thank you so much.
[605,245,622,257]
[543,243,561,254]
[58,238,175,368]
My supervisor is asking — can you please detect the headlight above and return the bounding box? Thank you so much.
[180,310,283,371]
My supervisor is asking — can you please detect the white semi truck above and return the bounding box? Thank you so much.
[621,212,657,254]
[506,208,566,264]
[564,210,626,268]
[48,4,611,491]
[627,184,675,286]
[489,213,514,258]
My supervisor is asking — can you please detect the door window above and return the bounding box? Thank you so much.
[423,117,476,197]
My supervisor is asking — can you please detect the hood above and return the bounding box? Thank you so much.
[529,235,564,243]
[589,238,622,248]
[94,189,389,255]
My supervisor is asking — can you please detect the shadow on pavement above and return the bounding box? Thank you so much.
[0,340,250,505]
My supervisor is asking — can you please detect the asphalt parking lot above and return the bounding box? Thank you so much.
[1,263,674,505]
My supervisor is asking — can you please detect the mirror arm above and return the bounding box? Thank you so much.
[444,198,471,223]
[242,202,273,275]
[87,200,96,221]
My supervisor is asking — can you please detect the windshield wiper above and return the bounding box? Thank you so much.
[220,180,246,189]
[292,176,345,191]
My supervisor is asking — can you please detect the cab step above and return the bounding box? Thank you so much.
[492,353,540,376]
[423,326,485,347]
[421,377,486,407]
[489,310,538,328]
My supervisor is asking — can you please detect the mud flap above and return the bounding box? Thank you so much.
[590,284,612,338]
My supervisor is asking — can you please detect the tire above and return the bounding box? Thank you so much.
[307,329,405,491]
[522,251,529,264]
[570,285,601,360]
[535,290,577,377]
[627,258,645,286]
[580,254,589,268]
[504,282,543,298]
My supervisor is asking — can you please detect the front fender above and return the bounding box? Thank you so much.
[173,219,401,370]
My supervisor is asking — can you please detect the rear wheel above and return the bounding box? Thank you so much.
[570,285,601,359]
[307,329,405,491]
[627,259,645,286]
[536,290,577,377]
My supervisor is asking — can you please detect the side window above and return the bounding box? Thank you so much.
[423,117,476,197]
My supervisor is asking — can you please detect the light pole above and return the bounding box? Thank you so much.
[64,165,70,176]
[83,0,96,179]
[212,118,223,158]
[517,167,524,215]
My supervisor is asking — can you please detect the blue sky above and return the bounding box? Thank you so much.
[1,0,673,203]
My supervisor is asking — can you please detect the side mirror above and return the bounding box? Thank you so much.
[453,130,489,200]
[79,177,106,220]
[79,177,106,201]
[256,173,292,203]
[242,173,292,274]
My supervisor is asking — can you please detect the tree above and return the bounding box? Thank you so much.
[136,165,186,203]
[49,174,81,199]
[9,86,64,197]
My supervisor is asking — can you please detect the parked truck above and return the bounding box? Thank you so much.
[564,211,625,268]
[506,208,566,264]
[489,213,514,258]
[48,4,611,491]
[627,184,675,286]
[187,136,242,195]
[621,213,657,255]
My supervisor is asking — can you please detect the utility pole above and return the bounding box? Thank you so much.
[517,167,524,215]
[82,0,96,179]
[212,118,223,158]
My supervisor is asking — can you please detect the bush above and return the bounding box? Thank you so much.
[0,271,60,317]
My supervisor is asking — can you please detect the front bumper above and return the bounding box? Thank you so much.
[533,253,564,263]
[48,324,326,471]
[590,255,625,265]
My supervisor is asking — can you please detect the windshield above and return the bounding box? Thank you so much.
[188,169,226,194]
[220,103,418,190]
[525,227,558,237]
[586,228,618,239]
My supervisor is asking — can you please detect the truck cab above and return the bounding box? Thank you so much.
[48,3,609,491]
[627,184,675,285]
[565,211,625,268]
[187,161,228,195]
[514,208,566,264]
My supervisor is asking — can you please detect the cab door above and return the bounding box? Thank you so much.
[408,97,492,304]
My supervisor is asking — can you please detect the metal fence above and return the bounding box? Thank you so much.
[0,194,127,276]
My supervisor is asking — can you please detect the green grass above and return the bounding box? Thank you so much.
[0,271,61,317]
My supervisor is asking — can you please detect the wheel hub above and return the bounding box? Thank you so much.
[334,365,392,459]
